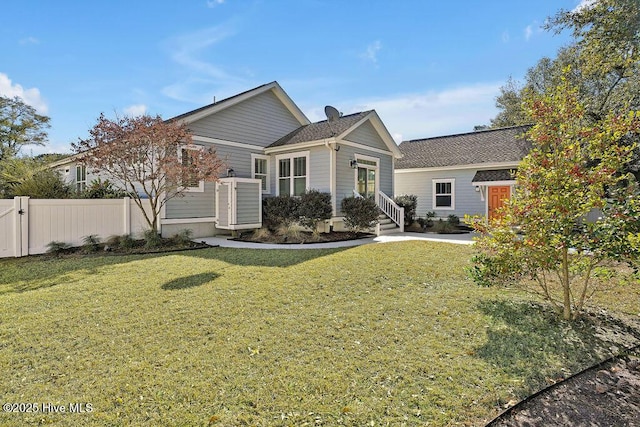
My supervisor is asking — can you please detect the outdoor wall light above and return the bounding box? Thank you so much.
[227,168,235,177]
[349,159,358,169]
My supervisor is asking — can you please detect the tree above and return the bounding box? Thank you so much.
[0,96,50,161]
[470,74,640,320]
[490,0,640,128]
[73,114,226,233]
[0,156,72,198]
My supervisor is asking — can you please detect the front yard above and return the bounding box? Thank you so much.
[1,241,638,426]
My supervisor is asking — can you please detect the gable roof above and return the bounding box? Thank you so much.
[396,125,532,169]
[169,81,310,127]
[267,110,403,157]
[268,111,371,148]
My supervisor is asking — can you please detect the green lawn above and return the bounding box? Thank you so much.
[1,241,638,426]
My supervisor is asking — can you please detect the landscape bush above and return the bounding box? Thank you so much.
[80,178,129,199]
[393,194,417,226]
[262,195,301,229]
[341,196,379,233]
[298,190,332,232]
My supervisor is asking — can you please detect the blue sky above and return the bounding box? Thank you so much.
[2,0,586,155]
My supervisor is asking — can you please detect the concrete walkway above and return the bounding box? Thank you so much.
[197,231,476,250]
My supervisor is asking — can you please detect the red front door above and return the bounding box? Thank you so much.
[488,186,510,219]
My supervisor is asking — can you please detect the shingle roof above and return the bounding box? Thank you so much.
[267,111,372,148]
[471,169,516,183]
[396,125,532,169]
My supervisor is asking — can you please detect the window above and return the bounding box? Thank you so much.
[276,152,309,196]
[75,165,86,193]
[433,179,455,209]
[179,146,204,192]
[251,154,270,193]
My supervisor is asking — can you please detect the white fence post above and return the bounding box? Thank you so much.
[124,197,131,235]
[16,196,29,257]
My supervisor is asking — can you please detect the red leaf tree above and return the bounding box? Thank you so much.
[73,114,226,233]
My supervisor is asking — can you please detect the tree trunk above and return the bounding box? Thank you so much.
[562,247,572,320]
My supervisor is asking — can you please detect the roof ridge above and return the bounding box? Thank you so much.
[310,109,372,125]
[403,124,532,144]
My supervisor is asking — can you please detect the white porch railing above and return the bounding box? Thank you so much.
[377,191,404,232]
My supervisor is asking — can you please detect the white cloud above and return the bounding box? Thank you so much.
[360,40,382,64]
[206,0,225,7]
[573,0,597,12]
[0,73,48,113]
[123,104,147,116]
[524,25,534,41]
[19,36,39,45]
[501,30,510,43]
[162,24,248,103]
[307,83,502,143]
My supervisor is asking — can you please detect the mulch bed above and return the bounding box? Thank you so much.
[233,231,374,245]
[487,345,640,427]
[44,239,212,258]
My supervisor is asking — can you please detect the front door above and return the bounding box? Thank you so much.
[488,186,510,219]
[357,167,376,198]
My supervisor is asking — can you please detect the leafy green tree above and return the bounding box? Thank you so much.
[470,74,640,320]
[8,167,73,198]
[0,96,50,161]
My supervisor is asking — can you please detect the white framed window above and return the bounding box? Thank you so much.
[276,151,309,196]
[251,154,270,194]
[75,165,86,193]
[178,145,205,192]
[432,178,455,210]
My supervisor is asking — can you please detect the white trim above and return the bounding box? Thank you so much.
[251,153,271,194]
[264,137,396,157]
[178,145,205,192]
[432,178,455,210]
[192,135,265,152]
[395,161,521,173]
[472,180,516,187]
[162,217,217,225]
[275,151,310,196]
[336,111,403,158]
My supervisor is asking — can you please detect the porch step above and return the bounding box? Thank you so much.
[374,214,401,235]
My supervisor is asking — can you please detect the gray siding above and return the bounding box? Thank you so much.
[165,142,261,219]
[343,121,389,152]
[335,145,394,215]
[236,181,260,224]
[218,183,229,227]
[395,169,486,219]
[309,147,331,193]
[187,91,302,147]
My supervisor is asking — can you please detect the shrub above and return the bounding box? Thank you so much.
[82,234,101,252]
[143,229,162,249]
[393,194,418,226]
[81,178,129,199]
[9,169,73,198]
[118,234,136,250]
[447,214,460,226]
[262,195,300,229]
[298,190,332,232]
[46,240,71,255]
[341,196,379,233]
[170,229,194,246]
[433,219,455,234]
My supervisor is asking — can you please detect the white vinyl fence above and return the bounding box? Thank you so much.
[0,197,153,258]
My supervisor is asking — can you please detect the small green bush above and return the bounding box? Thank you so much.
[298,190,332,232]
[171,229,194,246]
[46,240,72,255]
[393,194,418,226]
[81,178,129,199]
[10,169,73,199]
[263,195,300,229]
[82,234,101,252]
[118,234,136,250]
[143,229,162,249]
[447,214,460,226]
[341,196,379,233]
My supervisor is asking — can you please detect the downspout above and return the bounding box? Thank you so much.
[324,139,337,227]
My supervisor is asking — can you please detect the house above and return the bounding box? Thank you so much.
[394,125,532,220]
[52,81,404,237]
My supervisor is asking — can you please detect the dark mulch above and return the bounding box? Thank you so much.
[233,230,374,245]
[45,239,211,258]
[487,345,640,427]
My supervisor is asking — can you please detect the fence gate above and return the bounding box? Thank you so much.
[0,197,28,258]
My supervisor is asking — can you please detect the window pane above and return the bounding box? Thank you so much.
[293,157,306,176]
[279,178,290,196]
[294,177,306,196]
[435,195,452,207]
[255,158,265,174]
[279,159,290,177]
